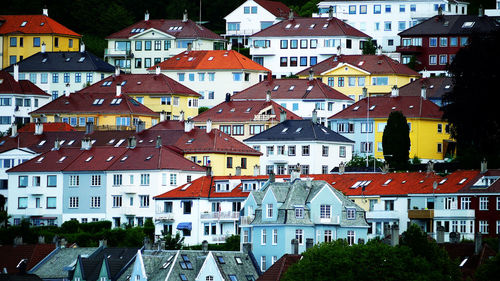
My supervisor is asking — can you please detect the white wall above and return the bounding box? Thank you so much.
[225,0,281,39]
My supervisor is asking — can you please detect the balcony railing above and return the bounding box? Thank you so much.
[201,211,240,220]
[155,213,174,221]
[408,209,434,219]
[253,114,275,121]
[396,45,423,54]
[240,215,255,226]
[315,215,340,224]
[104,48,134,58]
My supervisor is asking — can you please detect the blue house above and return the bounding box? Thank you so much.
[241,175,369,272]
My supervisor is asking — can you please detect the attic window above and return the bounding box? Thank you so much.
[309,24,316,29]
[68,140,75,145]
[409,105,414,109]
[42,58,47,63]
[383,179,392,185]
[78,57,85,62]
[106,156,114,162]
[108,139,115,144]
[358,61,364,66]
[272,85,279,91]
[91,140,96,144]
[294,24,300,28]
[217,256,225,264]
[458,178,467,184]
[282,128,288,133]
[0,140,4,146]
[217,109,223,113]
[246,107,252,112]
[65,57,71,62]
[121,81,127,86]
[36,157,44,163]
[321,128,328,133]
[392,106,396,110]
[352,106,359,111]
[285,23,292,29]
[85,156,93,162]
[21,21,27,27]
[121,156,128,161]
[323,23,329,29]
[188,57,194,61]
[295,127,302,133]
[58,156,67,163]
[187,138,195,144]
[462,21,475,28]
[289,85,295,91]
[445,85,451,89]
[208,56,214,61]
[369,105,376,111]
[306,85,313,91]
[38,140,46,146]
[230,108,235,112]
[235,257,243,264]
[145,155,153,161]
[439,178,447,185]
[402,180,406,184]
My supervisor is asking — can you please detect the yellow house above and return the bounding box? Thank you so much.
[297,54,420,102]
[0,9,81,68]
[78,71,200,120]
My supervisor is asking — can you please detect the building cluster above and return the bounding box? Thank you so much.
[1,0,500,279]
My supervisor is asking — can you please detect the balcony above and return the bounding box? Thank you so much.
[200,211,239,221]
[366,210,400,220]
[253,114,275,121]
[268,153,289,163]
[123,207,135,216]
[155,213,174,221]
[23,208,45,216]
[118,185,137,194]
[104,48,134,58]
[396,45,423,54]
[240,215,254,226]
[408,209,434,219]
[26,187,44,195]
[434,209,475,219]
[315,215,340,225]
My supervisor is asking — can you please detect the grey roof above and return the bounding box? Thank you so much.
[244,120,354,143]
[77,247,139,281]
[398,15,500,36]
[211,251,259,281]
[3,51,115,73]
[30,247,98,279]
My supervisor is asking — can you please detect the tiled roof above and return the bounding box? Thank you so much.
[254,0,293,18]
[328,95,443,120]
[30,247,98,279]
[458,170,500,193]
[3,52,114,73]
[232,78,352,101]
[192,100,301,122]
[398,77,453,100]
[30,92,158,116]
[398,15,500,36]
[78,73,200,97]
[0,15,80,36]
[0,244,56,274]
[245,119,354,143]
[256,254,301,281]
[251,16,370,38]
[295,54,420,77]
[18,122,76,132]
[106,18,223,40]
[0,71,50,97]
[151,50,269,72]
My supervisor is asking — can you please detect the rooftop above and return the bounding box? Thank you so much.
[0,71,50,97]
[399,14,500,36]
[0,14,80,36]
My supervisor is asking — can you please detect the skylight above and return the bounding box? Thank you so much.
[208,56,214,61]
[102,81,112,86]
[181,183,191,190]
[323,23,329,29]
[235,257,243,264]
[86,156,93,162]
[439,178,447,185]
[295,127,302,133]
[0,140,4,146]
[121,81,127,86]
[68,140,75,145]
[217,256,225,264]
[282,128,288,133]
[98,99,104,105]
[40,22,44,26]
[36,157,44,163]
[65,57,71,62]
[289,85,295,91]
[21,21,27,27]
[58,156,67,162]
[458,178,467,184]
[115,139,125,147]
[108,139,115,144]
[78,57,85,62]
[409,105,414,109]
[462,21,475,28]
[246,107,252,112]
[309,24,316,29]
[383,179,392,185]
[42,58,47,63]
[106,156,114,162]
[59,140,65,145]
[217,109,223,113]
[351,181,362,188]
[285,23,292,29]
[294,24,300,28]
[429,85,434,89]
[121,156,128,161]
[353,106,359,111]
[188,57,194,61]
[145,155,153,160]
[230,108,235,112]
[306,85,313,91]
[273,85,279,91]
[358,61,364,66]
[445,85,451,89]
[38,140,46,146]
[392,106,396,110]
[369,105,376,111]
[187,138,195,144]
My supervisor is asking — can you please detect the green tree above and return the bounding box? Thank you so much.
[475,253,500,281]
[143,218,155,241]
[162,231,184,250]
[198,107,210,114]
[0,211,11,228]
[345,154,384,169]
[362,39,377,55]
[382,111,410,170]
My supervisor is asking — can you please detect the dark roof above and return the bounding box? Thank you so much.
[78,248,138,281]
[0,15,80,36]
[440,242,497,280]
[256,254,301,281]
[398,77,453,100]
[106,19,223,40]
[458,170,500,193]
[30,247,99,279]
[399,15,500,36]
[0,273,43,281]
[245,119,354,143]
[251,17,370,38]
[296,54,420,77]
[3,52,114,73]
[232,78,352,101]
[255,0,294,18]
[0,71,49,97]
[0,244,56,274]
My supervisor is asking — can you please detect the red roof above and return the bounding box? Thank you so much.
[192,100,301,122]
[328,95,443,120]
[0,244,56,273]
[18,122,76,132]
[78,73,200,97]
[254,0,294,18]
[251,17,370,38]
[0,15,80,36]
[232,78,352,101]
[106,19,222,40]
[0,71,50,97]
[151,50,269,72]
[296,55,420,77]
[257,254,302,281]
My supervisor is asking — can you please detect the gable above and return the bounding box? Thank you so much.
[73,257,84,281]
[130,250,147,281]
[99,259,110,279]
[262,188,277,205]
[195,252,225,281]
[322,63,371,76]
[225,0,277,20]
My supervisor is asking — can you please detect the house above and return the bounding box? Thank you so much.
[191,94,301,142]
[224,0,293,47]
[30,86,159,130]
[3,46,115,100]
[232,76,354,125]
[296,54,421,102]
[78,71,201,120]
[313,0,468,54]
[150,50,270,108]
[328,87,453,161]
[397,14,500,77]
[249,13,370,77]
[0,8,81,68]
[485,1,500,16]
[104,11,225,74]
[0,70,51,132]
[154,175,269,245]
[397,77,453,106]
[241,177,369,272]
[0,243,56,274]
[244,119,354,175]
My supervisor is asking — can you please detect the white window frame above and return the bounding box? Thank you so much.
[261,229,267,245]
[479,197,488,210]
[320,204,331,219]
[272,229,278,245]
[266,203,273,218]
[91,175,101,186]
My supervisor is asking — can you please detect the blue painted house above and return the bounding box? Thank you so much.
[241,176,369,272]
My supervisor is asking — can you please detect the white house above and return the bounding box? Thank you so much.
[249,13,370,77]
[224,0,292,47]
[313,0,468,55]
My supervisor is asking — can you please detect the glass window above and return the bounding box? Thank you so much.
[385,5,391,12]
[154,40,161,50]
[310,57,317,66]
[47,175,57,187]
[384,21,392,31]
[429,37,437,47]
[33,37,40,47]
[290,40,298,49]
[145,41,151,51]
[47,197,56,208]
[349,5,356,14]
[374,5,381,14]
[135,41,142,51]
[18,197,28,209]
[440,37,448,47]
[410,4,416,11]
[310,39,317,48]
[280,40,288,49]
[360,5,367,14]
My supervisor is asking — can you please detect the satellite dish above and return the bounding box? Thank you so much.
[433,181,438,190]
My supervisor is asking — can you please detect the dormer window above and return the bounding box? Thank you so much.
[346,208,356,219]
[266,203,273,218]
[20,21,27,27]
[295,207,304,218]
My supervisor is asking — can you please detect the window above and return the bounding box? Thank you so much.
[439,55,447,65]
[339,146,346,158]
[226,157,233,169]
[338,77,344,87]
[154,40,161,50]
[301,165,310,175]
[220,125,231,134]
[320,205,331,218]
[280,40,288,49]
[361,142,373,153]
[479,220,488,234]
[437,143,442,153]
[310,57,317,65]
[266,146,274,156]
[290,40,298,49]
[164,40,171,50]
[374,5,381,14]
[183,201,192,214]
[241,158,247,169]
[480,197,489,210]
[295,207,304,218]
[18,197,27,209]
[75,73,81,83]
[460,37,468,46]
[290,57,297,67]
[429,55,437,65]
[322,145,329,157]
[91,175,101,186]
[18,176,28,188]
[384,21,392,31]
[90,196,101,208]
[261,229,267,245]
[261,256,266,271]
[385,5,391,12]
[141,174,150,185]
[272,229,278,245]
[347,230,355,245]
[497,197,500,210]
[266,204,273,218]
[69,197,79,208]
[429,38,437,47]
[399,4,405,12]
[266,165,273,175]
[86,73,93,83]
[398,21,406,31]
[349,5,356,14]
[113,196,122,207]
[460,197,471,209]
[250,125,264,135]
[69,175,79,186]
[347,208,356,219]
[47,175,57,187]
[140,195,150,207]
[170,174,177,185]
[360,5,367,14]
[302,145,310,156]
[52,73,59,83]
[372,77,388,85]
[324,230,332,242]
[361,122,373,133]
[280,57,287,67]
[33,37,40,47]
[385,200,394,211]
[295,229,303,244]
[32,176,40,187]
[410,4,416,11]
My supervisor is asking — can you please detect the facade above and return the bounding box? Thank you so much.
[397,14,500,76]
[232,77,354,125]
[0,70,51,132]
[192,96,301,142]
[224,0,292,47]
[249,15,370,77]
[313,0,468,53]
[151,50,270,108]
[104,11,225,74]
[296,54,421,102]
[0,9,81,68]
[241,177,369,272]
[244,119,354,175]
[3,48,115,99]
[328,87,453,161]
[78,72,201,120]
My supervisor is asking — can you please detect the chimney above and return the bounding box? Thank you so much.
[145,10,150,21]
[128,136,137,149]
[184,118,193,132]
[253,165,260,176]
[338,162,345,174]
[291,239,299,254]
[236,166,242,176]
[156,135,162,148]
[182,10,188,22]
[206,119,212,133]
[308,68,314,81]
[227,43,232,51]
[34,122,43,135]
[312,109,317,124]
[41,42,46,53]
[474,232,482,255]
[81,137,92,150]
[135,120,145,133]
[290,164,301,182]
[65,83,71,97]
[187,43,192,51]
[438,5,443,16]
[143,237,152,250]
[337,46,342,56]
[42,7,48,16]
[391,225,399,246]
[421,85,427,99]
[13,64,19,82]
[116,85,122,97]
[242,243,252,254]
[306,238,313,250]
[206,166,212,176]
[280,109,286,122]
[85,122,94,135]
[267,72,273,82]
[266,90,271,102]
[54,139,61,150]
[390,85,399,97]
[115,66,120,76]
[362,87,368,98]
[480,159,487,173]
[38,236,45,244]
[80,42,85,53]
[376,46,382,56]
[269,171,275,183]
[328,6,334,19]
[160,110,166,122]
[436,226,445,243]
[289,9,294,20]
[179,110,185,121]
[479,5,484,16]
[225,93,231,103]
[10,122,17,137]
[153,65,161,75]
[202,240,208,253]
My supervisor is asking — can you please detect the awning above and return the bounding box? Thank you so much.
[176,222,192,231]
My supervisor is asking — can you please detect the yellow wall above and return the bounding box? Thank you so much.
[183,153,260,176]
[351,197,380,212]
[374,118,452,160]
[129,95,198,119]
[2,34,80,67]
[31,113,158,130]
[298,64,419,102]
[192,121,275,142]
